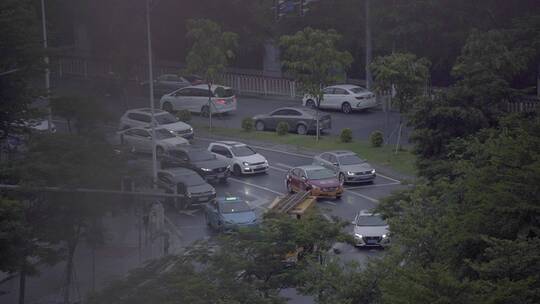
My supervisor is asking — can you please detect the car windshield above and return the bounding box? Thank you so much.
[155,129,176,139]
[355,215,387,226]
[187,150,216,162]
[214,87,234,98]
[154,113,178,125]
[219,201,252,214]
[306,168,335,180]
[350,87,368,94]
[339,155,365,165]
[231,145,256,157]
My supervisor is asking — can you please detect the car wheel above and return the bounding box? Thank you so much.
[306,99,316,108]
[296,124,307,135]
[341,102,352,114]
[156,146,164,157]
[162,102,173,113]
[255,120,265,131]
[336,194,342,200]
[339,173,346,184]
[201,105,210,117]
[286,181,294,193]
[233,164,242,176]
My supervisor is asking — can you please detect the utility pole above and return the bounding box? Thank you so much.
[365,0,373,90]
[40,0,53,133]
[146,0,158,188]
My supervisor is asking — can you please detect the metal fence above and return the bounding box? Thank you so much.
[52,56,298,98]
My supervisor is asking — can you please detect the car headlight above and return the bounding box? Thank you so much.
[371,169,376,174]
[354,234,363,239]
[347,171,355,176]
[382,234,387,239]
[201,168,212,172]
[242,161,249,166]
[187,192,192,198]
[189,128,193,132]
[226,165,231,170]
[264,160,268,164]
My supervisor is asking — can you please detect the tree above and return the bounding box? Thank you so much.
[50,95,111,135]
[184,19,238,131]
[0,0,44,140]
[280,27,352,141]
[370,52,430,150]
[6,134,130,303]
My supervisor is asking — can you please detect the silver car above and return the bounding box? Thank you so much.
[352,210,390,248]
[253,107,331,135]
[313,150,376,184]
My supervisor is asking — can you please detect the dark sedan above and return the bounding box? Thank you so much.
[253,107,331,135]
[160,146,230,183]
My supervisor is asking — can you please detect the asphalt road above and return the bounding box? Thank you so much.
[161,137,406,265]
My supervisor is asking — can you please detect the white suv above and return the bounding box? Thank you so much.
[208,141,268,176]
[302,84,378,114]
[159,84,236,117]
[119,108,194,139]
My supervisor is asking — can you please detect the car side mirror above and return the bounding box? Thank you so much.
[333,163,339,167]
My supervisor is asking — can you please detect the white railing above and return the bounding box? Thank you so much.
[52,57,297,98]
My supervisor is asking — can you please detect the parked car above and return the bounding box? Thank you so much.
[157,168,216,209]
[352,210,390,248]
[204,196,258,231]
[253,107,331,135]
[160,146,230,183]
[159,84,236,116]
[302,84,377,114]
[285,165,343,199]
[119,127,189,155]
[119,108,194,139]
[183,74,204,85]
[313,150,376,184]
[141,74,191,97]
[208,141,268,176]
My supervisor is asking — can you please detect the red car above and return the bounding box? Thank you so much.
[286,165,343,199]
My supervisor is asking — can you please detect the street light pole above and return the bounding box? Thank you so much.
[146,0,158,188]
[40,0,53,133]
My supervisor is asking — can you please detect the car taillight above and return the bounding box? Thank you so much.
[215,99,226,105]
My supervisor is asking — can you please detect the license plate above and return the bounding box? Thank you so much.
[367,239,377,244]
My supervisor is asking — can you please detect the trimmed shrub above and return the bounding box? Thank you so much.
[370,130,384,147]
[276,121,289,136]
[241,117,254,132]
[340,128,353,143]
[176,109,192,122]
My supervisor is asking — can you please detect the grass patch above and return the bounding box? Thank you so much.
[196,125,416,177]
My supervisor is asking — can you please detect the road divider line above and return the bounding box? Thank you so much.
[345,182,401,190]
[268,165,288,173]
[228,177,284,196]
[344,190,379,203]
[319,200,337,206]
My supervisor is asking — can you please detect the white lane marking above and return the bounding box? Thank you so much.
[197,137,403,183]
[345,182,401,190]
[275,162,293,169]
[344,190,379,203]
[319,200,337,206]
[228,177,284,196]
[268,165,288,173]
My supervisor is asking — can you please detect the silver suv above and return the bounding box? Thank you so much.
[119,108,194,139]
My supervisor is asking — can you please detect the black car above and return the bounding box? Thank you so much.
[253,107,332,135]
[160,146,230,183]
[157,168,216,209]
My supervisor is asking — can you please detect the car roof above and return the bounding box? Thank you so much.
[295,165,326,171]
[214,141,246,147]
[328,84,364,90]
[325,150,355,156]
[188,84,231,90]
[127,108,168,115]
[358,210,380,216]
[216,196,245,204]
[273,106,312,114]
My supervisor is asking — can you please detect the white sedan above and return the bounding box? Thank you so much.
[302,84,378,114]
[119,127,189,156]
[159,84,236,117]
[208,141,268,175]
